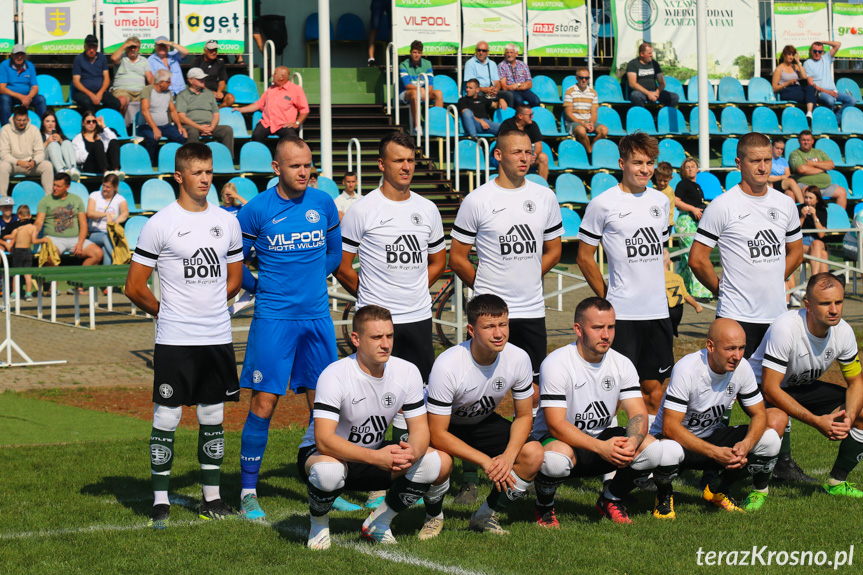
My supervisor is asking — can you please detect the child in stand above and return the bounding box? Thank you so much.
[5,206,46,301]
[664,249,702,336]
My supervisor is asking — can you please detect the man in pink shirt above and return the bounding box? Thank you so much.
[236,67,309,143]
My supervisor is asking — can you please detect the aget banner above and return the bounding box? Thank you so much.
[393,0,460,56]
[23,0,92,54]
[462,0,524,55]
[527,0,588,57]
[178,0,244,54]
[832,3,863,58]
[773,2,829,58]
[100,0,170,53]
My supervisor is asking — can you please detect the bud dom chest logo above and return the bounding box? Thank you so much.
[625,227,662,259]
[184,247,221,282]
[499,224,537,257]
[386,235,423,265]
[748,229,781,260]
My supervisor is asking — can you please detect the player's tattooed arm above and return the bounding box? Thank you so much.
[625,413,646,446]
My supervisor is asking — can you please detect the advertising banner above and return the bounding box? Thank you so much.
[178,0,244,54]
[23,0,92,54]
[773,2,829,58]
[527,0,588,57]
[100,0,170,53]
[393,0,460,56]
[462,0,524,55]
[832,3,863,58]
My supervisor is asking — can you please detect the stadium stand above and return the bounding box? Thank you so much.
[557,139,592,170]
[229,177,259,202]
[120,144,156,176]
[560,207,582,238]
[591,139,621,170]
[140,179,176,212]
[717,77,747,104]
[590,172,618,197]
[842,107,863,134]
[695,171,723,201]
[689,106,719,134]
[596,107,627,136]
[656,107,689,135]
[555,173,589,205]
[532,75,562,104]
[625,107,658,135]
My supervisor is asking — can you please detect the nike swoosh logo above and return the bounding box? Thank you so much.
[492,208,506,214]
[177,231,191,237]
[658,366,671,374]
[465,387,478,393]
[380,218,393,225]
[226,389,240,396]
[699,388,709,395]
[618,212,632,218]
[352,398,365,404]
[738,213,750,220]
[797,352,809,358]
[272,216,287,224]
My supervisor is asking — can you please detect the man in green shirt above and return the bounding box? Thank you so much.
[175,68,234,157]
[34,172,103,265]
[789,130,847,209]
[398,40,443,135]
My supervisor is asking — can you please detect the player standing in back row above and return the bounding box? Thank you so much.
[126,143,244,529]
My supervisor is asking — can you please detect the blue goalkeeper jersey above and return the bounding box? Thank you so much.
[237,185,341,320]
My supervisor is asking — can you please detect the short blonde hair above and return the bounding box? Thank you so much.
[220,182,238,205]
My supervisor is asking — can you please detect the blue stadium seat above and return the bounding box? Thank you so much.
[721,138,738,168]
[826,202,851,229]
[123,215,149,250]
[335,13,366,42]
[226,75,260,105]
[845,138,863,166]
[37,74,71,107]
[266,176,278,189]
[560,207,582,239]
[696,171,723,201]
[219,109,250,139]
[427,107,457,138]
[828,169,849,191]
[11,181,44,213]
[229,177,259,202]
[532,75,562,104]
[554,174,589,205]
[207,142,238,174]
[837,77,862,103]
[69,182,89,205]
[458,139,485,171]
[207,184,219,205]
[591,139,620,170]
[725,171,742,190]
[625,106,658,135]
[140,179,176,212]
[157,142,182,174]
[435,75,459,105]
[56,108,82,138]
[815,139,851,167]
[96,109,130,139]
[595,75,628,104]
[316,176,340,199]
[751,107,784,135]
[493,108,515,123]
[596,107,626,136]
[532,107,567,137]
[842,107,863,135]
[27,111,41,130]
[590,172,618,197]
[304,13,332,42]
[561,75,576,94]
[785,137,799,159]
[851,171,863,201]
[249,111,278,139]
[663,76,692,104]
[120,144,155,176]
[658,139,686,168]
[669,172,681,190]
[717,77,747,104]
[689,107,719,135]
[556,139,592,170]
[720,106,749,135]
[856,203,863,215]
[656,107,689,135]
[118,181,140,213]
[812,107,842,136]
[748,77,783,104]
[686,76,716,103]
[781,107,809,135]
[239,142,273,174]
[541,141,562,171]
[526,174,550,188]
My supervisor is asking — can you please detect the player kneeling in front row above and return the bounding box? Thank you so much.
[652,318,781,513]
[750,273,863,499]
[421,294,543,538]
[125,143,245,528]
[532,297,684,525]
[296,305,451,550]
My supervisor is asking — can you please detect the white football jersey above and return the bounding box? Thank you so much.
[749,309,859,388]
[694,186,802,323]
[450,178,564,318]
[341,188,445,323]
[426,340,534,425]
[132,202,243,345]
[531,343,642,439]
[651,349,763,439]
[578,185,671,320]
[299,355,426,450]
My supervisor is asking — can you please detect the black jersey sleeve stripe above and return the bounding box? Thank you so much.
[544,222,563,234]
[427,397,452,407]
[786,226,801,237]
[451,224,476,238]
[314,402,340,415]
[134,247,158,260]
[513,383,533,394]
[838,355,858,364]
[738,389,761,400]
[578,227,601,240]
[342,236,361,248]
[540,394,567,401]
[402,400,425,412]
[242,232,257,240]
[620,386,641,394]
[429,236,445,248]
[665,394,688,406]
[695,228,718,241]
[763,353,787,367]
[227,247,243,256]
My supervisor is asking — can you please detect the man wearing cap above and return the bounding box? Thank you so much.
[0,196,17,237]
[148,37,190,96]
[110,36,154,118]
[139,70,187,163]
[0,106,53,197]
[0,45,46,127]
[175,68,233,155]
[189,41,235,109]
[72,35,122,114]
[234,66,308,143]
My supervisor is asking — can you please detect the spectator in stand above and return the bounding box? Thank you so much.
[139,69,187,164]
[0,106,52,196]
[457,79,501,138]
[789,130,847,209]
[772,45,816,119]
[40,112,80,182]
[798,185,829,276]
[497,43,540,108]
[333,171,360,220]
[563,67,608,154]
[72,35,122,114]
[498,104,549,180]
[0,196,17,236]
[653,161,675,228]
[220,181,247,215]
[34,172,103,266]
[148,36,190,96]
[189,40,235,109]
[175,68,234,156]
[805,40,855,124]
[399,40,444,135]
[72,113,123,178]
[110,36,154,118]
[673,158,712,301]
[235,67,308,143]
[464,41,505,107]
[0,44,46,127]
[367,0,390,66]
[768,138,803,203]
[86,173,128,265]
[626,42,679,108]
[308,166,319,189]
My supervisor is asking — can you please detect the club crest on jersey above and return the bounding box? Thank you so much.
[305,209,320,223]
[825,349,834,361]
[601,376,615,391]
[253,370,263,384]
[767,208,779,221]
[492,377,506,391]
[748,230,782,259]
[159,384,173,398]
[411,213,423,226]
[210,226,223,238]
[725,383,735,396]
[382,392,396,408]
[523,200,536,213]
[649,205,662,219]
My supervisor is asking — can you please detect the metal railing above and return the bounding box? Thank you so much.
[262,39,276,87]
[417,72,432,156]
[445,105,460,189]
[475,137,491,188]
[347,138,363,195]
[291,71,304,139]
[385,42,399,125]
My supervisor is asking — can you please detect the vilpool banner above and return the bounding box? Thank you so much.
[0,0,14,51]
[611,0,759,81]
[100,0,170,53]
[527,0,588,57]
[773,2,829,58]
[462,0,524,55]
[23,0,92,54]
[179,0,244,54]
[832,3,863,58]
[394,0,459,56]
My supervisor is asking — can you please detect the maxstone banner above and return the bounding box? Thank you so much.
[394,0,460,56]
[100,0,170,53]
[23,0,92,54]
[832,3,863,58]
[0,0,14,52]
[611,0,760,81]
[773,2,829,58]
[462,0,524,55]
[178,0,244,54]
[527,0,588,57]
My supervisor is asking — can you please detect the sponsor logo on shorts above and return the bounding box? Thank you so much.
[306,209,320,223]
[382,392,396,408]
[203,438,224,459]
[159,384,173,398]
[252,370,263,384]
[210,226,223,238]
[150,444,172,465]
